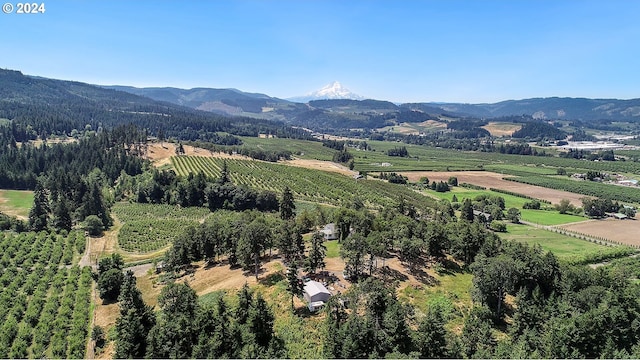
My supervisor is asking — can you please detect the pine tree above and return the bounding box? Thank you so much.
[52,196,72,232]
[414,307,449,358]
[279,186,295,221]
[305,232,327,273]
[460,198,475,221]
[28,180,50,232]
[286,261,304,311]
[217,160,231,185]
[115,271,155,359]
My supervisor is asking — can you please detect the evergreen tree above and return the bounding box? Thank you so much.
[115,271,155,359]
[286,261,304,311]
[146,283,199,359]
[414,307,449,358]
[460,198,474,222]
[305,232,327,273]
[237,216,270,279]
[28,180,50,231]
[217,160,231,185]
[51,196,72,232]
[236,283,253,325]
[78,180,112,229]
[248,293,275,349]
[279,186,295,221]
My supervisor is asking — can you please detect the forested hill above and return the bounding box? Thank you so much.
[422,97,640,122]
[0,69,310,141]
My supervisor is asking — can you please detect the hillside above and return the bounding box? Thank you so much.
[424,97,640,122]
[0,69,309,141]
[106,81,640,132]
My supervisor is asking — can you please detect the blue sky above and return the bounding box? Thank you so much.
[1,0,639,103]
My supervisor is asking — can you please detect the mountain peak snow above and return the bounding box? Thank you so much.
[309,81,363,100]
[288,81,364,102]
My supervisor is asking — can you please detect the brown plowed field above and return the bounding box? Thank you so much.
[561,217,640,247]
[400,171,587,206]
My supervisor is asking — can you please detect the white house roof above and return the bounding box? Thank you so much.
[304,280,331,297]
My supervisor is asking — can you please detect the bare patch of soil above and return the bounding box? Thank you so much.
[147,142,250,167]
[482,122,522,137]
[561,217,640,246]
[401,171,586,206]
[176,258,284,296]
[283,159,359,177]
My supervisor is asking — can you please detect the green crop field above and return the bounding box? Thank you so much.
[171,156,436,210]
[425,187,585,225]
[0,231,91,358]
[0,189,34,218]
[502,223,607,259]
[113,203,212,253]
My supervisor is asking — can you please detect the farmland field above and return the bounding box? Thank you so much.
[402,171,587,206]
[501,223,608,259]
[112,203,212,253]
[0,189,34,219]
[561,218,640,247]
[0,231,91,359]
[425,186,586,225]
[171,156,436,209]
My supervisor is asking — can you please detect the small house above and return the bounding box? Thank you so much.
[473,210,492,223]
[304,280,331,311]
[321,223,339,240]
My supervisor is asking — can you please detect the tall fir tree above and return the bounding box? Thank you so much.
[286,261,304,311]
[115,271,155,359]
[279,186,295,221]
[28,180,50,232]
[305,232,327,273]
[52,196,72,232]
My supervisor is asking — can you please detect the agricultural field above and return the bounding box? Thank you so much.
[500,223,608,260]
[403,171,587,206]
[424,186,586,225]
[0,189,34,219]
[379,120,447,135]
[0,231,91,359]
[239,137,337,161]
[112,203,212,253]
[170,155,436,210]
[561,218,640,247]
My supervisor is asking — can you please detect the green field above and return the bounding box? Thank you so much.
[113,203,212,253]
[501,223,606,259]
[239,137,336,161]
[0,189,34,218]
[426,187,585,225]
[171,156,436,210]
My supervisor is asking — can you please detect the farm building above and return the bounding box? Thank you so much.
[304,280,331,311]
[321,223,339,240]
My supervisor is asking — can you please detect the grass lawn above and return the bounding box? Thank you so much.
[502,223,605,259]
[0,189,34,218]
[325,240,341,258]
[520,209,585,225]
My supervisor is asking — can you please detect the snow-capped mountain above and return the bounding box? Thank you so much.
[288,81,365,102]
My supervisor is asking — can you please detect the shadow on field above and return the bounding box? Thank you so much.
[259,272,285,286]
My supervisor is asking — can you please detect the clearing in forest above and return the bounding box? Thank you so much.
[481,122,522,136]
[0,189,34,219]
